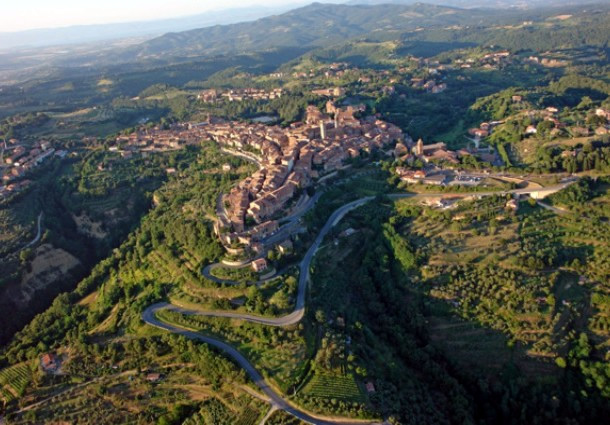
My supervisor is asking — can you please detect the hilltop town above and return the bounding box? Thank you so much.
[1,3,609,425]
[206,102,403,258]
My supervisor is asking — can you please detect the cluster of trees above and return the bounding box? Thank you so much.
[0,142,249,361]
[198,92,323,126]
[564,333,610,398]
[309,202,475,423]
[266,410,305,425]
[548,75,610,100]
[443,265,556,348]
[400,10,610,53]
[356,194,610,424]
[534,144,610,174]
[371,64,546,143]
[518,209,565,270]
[471,88,526,121]
[241,274,297,316]
[550,177,595,206]
[0,112,49,141]
[183,398,233,425]
[295,394,373,419]
[0,143,213,346]
[158,308,306,394]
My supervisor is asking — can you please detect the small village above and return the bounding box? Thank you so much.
[468,106,610,143]
[198,88,284,103]
[0,139,68,200]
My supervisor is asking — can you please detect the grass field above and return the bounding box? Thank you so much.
[346,173,392,197]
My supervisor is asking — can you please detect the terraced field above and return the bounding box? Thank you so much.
[301,373,364,402]
[235,405,261,425]
[0,362,33,403]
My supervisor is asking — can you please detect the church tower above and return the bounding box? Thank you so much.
[320,121,326,140]
[416,138,424,156]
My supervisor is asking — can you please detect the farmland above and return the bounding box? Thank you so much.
[0,362,33,404]
[0,2,609,423]
[301,373,364,402]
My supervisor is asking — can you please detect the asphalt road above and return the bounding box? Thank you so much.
[536,201,569,215]
[142,196,387,424]
[182,182,577,326]
[21,211,43,251]
[155,196,377,327]
[142,177,576,424]
[142,303,383,425]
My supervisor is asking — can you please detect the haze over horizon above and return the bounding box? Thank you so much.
[0,0,316,32]
[2,0,600,34]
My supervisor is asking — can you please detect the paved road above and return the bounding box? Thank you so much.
[143,177,576,424]
[537,201,569,215]
[142,303,383,425]
[153,196,377,328]
[142,196,387,424]
[220,147,262,167]
[189,181,577,326]
[280,191,323,225]
[21,211,43,251]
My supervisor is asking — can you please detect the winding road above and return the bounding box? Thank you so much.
[142,196,383,424]
[143,303,383,425]
[21,211,43,251]
[142,169,577,424]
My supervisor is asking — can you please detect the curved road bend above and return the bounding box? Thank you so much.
[143,182,575,423]
[162,181,577,327]
[142,196,384,424]
[157,196,378,327]
[21,211,44,251]
[143,303,383,425]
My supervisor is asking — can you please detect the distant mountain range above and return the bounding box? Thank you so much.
[346,0,605,8]
[1,1,608,85]
[118,2,496,61]
[121,1,609,62]
[2,0,602,51]
[0,3,308,50]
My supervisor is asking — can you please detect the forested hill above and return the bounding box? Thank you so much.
[119,2,610,62]
[347,0,604,7]
[400,6,610,53]
[124,3,497,60]
[5,2,608,77]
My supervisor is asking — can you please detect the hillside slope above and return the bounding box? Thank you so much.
[123,3,496,60]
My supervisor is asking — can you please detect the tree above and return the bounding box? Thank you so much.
[536,120,554,139]
[19,248,33,264]
[315,309,326,324]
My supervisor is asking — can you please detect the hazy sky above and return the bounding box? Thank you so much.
[1,0,304,32]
